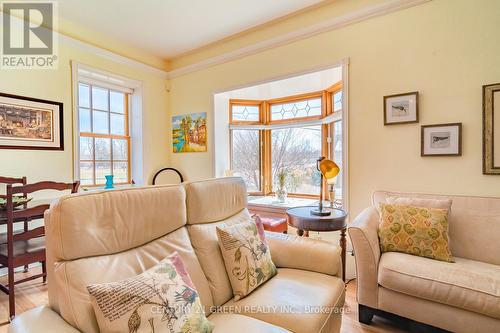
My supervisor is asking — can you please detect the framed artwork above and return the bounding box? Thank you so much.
[483,83,500,174]
[0,92,63,150]
[421,123,462,156]
[172,112,207,153]
[384,91,419,125]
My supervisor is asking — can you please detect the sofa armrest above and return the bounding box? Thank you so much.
[348,206,381,308]
[9,306,80,333]
[265,232,342,278]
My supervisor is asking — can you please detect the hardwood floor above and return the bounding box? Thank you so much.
[0,268,424,333]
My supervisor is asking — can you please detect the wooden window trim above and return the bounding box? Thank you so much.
[78,84,131,186]
[229,82,342,197]
[229,99,263,125]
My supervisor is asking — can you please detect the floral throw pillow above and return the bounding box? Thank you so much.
[87,252,214,333]
[378,204,454,262]
[216,218,277,300]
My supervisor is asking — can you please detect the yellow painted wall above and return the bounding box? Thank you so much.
[0,41,169,186]
[169,0,500,217]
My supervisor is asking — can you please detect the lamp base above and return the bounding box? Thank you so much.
[310,208,332,216]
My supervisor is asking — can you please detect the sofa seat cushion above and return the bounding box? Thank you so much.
[209,313,290,333]
[220,268,345,333]
[378,252,500,319]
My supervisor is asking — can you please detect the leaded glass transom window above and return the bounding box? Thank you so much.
[270,97,321,121]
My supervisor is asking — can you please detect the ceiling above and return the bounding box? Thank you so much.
[59,0,326,60]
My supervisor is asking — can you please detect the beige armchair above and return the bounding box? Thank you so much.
[348,191,500,333]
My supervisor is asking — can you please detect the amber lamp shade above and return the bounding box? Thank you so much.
[311,157,340,216]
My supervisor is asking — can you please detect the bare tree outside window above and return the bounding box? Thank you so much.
[232,129,260,192]
[271,126,321,195]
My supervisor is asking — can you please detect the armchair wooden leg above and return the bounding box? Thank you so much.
[359,304,374,325]
[8,264,15,320]
[41,261,47,283]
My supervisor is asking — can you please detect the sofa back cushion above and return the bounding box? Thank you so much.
[373,191,500,265]
[188,210,252,306]
[185,177,247,225]
[45,185,214,333]
[184,177,251,306]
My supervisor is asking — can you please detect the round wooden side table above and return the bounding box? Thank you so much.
[286,206,348,282]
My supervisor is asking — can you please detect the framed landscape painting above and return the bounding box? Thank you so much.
[384,91,419,125]
[172,112,207,153]
[0,93,63,150]
[421,123,462,156]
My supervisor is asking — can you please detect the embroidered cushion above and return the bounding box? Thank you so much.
[378,203,454,262]
[87,252,214,333]
[216,217,277,301]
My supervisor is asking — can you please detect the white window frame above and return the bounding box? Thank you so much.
[71,61,145,186]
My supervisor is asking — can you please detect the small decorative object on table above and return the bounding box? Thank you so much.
[104,175,114,189]
[275,169,288,203]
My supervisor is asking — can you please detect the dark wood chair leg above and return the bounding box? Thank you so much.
[41,261,47,283]
[23,220,29,272]
[8,264,15,320]
[359,304,375,325]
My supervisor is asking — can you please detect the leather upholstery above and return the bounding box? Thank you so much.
[350,191,500,332]
[54,227,214,333]
[379,252,500,319]
[9,306,80,333]
[209,313,291,332]
[266,232,342,277]
[188,209,252,306]
[47,185,186,260]
[185,177,247,225]
[11,178,344,333]
[222,268,345,333]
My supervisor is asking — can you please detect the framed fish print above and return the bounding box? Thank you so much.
[0,92,64,150]
[384,91,419,125]
[421,123,462,156]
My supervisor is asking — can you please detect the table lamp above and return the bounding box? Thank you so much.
[311,157,340,216]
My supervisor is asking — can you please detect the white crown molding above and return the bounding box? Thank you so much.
[60,35,169,78]
[167,0,432,78]
[6,0,430,80]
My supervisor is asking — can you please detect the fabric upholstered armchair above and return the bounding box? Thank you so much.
[348,191,500,333]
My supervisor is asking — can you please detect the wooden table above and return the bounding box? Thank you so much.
[286,206,348,281]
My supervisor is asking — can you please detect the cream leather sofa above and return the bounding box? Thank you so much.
[9,177,345,333]
[349,191,500,333]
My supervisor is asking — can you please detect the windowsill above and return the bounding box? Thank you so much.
[248,195,318,209]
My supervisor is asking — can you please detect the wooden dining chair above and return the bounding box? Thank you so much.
[0,176,28,271]
[0,180,79,320]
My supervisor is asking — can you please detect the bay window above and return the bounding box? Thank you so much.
[229,82,343,200]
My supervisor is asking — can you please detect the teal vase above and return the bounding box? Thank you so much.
[104,175,114,189]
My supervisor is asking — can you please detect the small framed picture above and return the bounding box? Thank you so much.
[383,91,419,125]
[421,123,462,156]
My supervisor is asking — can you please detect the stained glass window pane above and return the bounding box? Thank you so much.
[270,98,321,121]
[231,105,260,122]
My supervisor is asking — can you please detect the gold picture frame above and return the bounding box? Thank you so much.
[483,83,500,174]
